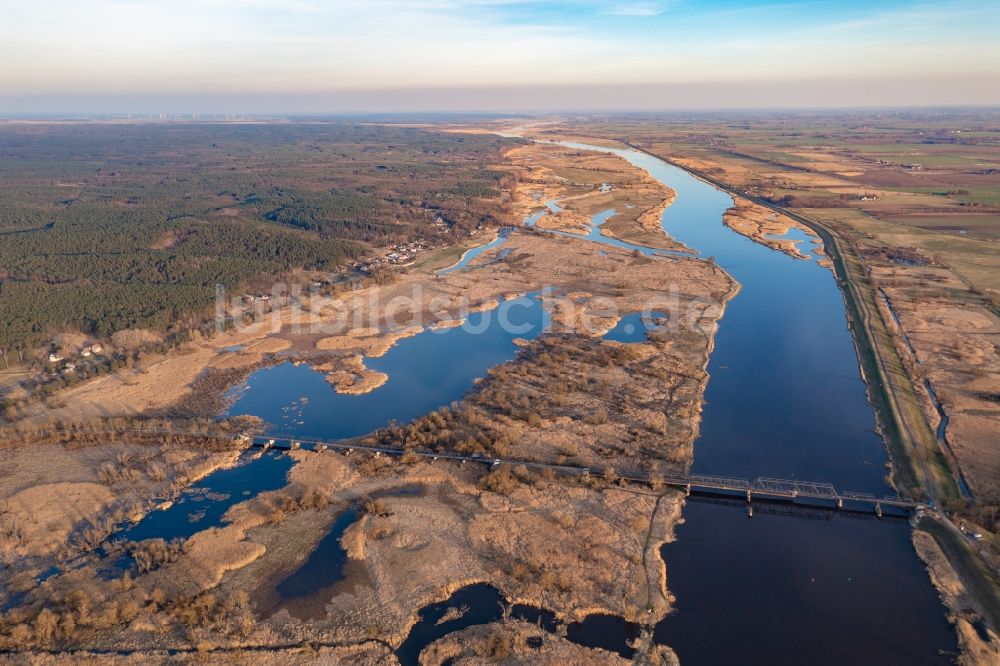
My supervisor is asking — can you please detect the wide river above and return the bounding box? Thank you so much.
[204,141,959,662]
[558,141,956,664]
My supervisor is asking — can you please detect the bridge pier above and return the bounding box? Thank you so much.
[836,497,843,509]
[875,502,882,518]
[316,444,327,453]
[684,484,690,497]
[746,489,752,503]
[346,448,353,456]
[290,441,301,450]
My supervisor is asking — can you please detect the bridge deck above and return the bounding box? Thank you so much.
[53,426,918,513]
[245,433,921,512]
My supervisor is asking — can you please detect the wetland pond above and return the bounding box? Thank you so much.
[436,227,512,275]
[120,449,293,543]
[226,293,549,441]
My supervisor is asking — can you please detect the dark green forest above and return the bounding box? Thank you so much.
[0,122,515,352]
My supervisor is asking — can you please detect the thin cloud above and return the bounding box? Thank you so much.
[0,0,996,103]
[602,2,667,16]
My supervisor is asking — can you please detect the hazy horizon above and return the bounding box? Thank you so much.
[2,0,999,113]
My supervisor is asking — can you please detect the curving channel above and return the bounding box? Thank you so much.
[560,140,956,664]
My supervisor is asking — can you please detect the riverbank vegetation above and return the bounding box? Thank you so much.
[372,330,709,478]
[0,418,256,579]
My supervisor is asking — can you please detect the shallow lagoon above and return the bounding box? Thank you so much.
[120,450,293,543]
[227,294,549,441]
[436,228,512,275]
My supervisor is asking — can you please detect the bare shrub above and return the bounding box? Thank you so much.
[146,462,168,482]
[479,468,518,495]
[475,632,513,659]
[400,450,423,465]
[96,462,117,486]
[510,561,532,582]
[299,488,330,510]
[96,462,140,486]
[583,408,608,425]
[32,609,58,645]
[557,442,579,457]
[75,516,115,551]
[129,538,185,574]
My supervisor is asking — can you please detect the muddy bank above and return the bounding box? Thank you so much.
[722,199,816,260]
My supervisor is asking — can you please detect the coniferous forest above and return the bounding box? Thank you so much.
[0,122,515,352]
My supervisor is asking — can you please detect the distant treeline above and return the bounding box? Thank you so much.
[0,123,517,353]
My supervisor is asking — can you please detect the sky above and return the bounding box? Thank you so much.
[2,0,999,113]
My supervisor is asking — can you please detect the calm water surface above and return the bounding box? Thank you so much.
[227,294,548,440]
[560,141,956,664]
[436,228,512,275]
[121,450,293,543]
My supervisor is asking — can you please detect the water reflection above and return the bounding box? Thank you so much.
[228,294,549,440]
[561,140,957,662]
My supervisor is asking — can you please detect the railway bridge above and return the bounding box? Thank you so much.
[244,433,921,517]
